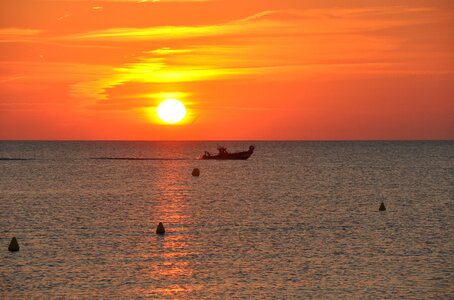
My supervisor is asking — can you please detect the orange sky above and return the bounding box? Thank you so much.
[1,0,453,140]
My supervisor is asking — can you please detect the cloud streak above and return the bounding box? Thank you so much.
[60,6,454,102]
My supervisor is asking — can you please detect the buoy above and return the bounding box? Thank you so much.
[8,237,19,252]
[192,168,200,177]
[156,222,165,235]
[379,202,386,211]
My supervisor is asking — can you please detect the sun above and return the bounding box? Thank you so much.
[156,99,186,124]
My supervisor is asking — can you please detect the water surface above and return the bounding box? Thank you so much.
[1,141,453,298]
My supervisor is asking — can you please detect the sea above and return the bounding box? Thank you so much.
[0,141,453,299]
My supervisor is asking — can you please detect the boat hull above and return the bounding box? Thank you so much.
[201,151,253,160]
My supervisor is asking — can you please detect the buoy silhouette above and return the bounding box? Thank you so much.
[8,237,19,252]
[379,202,386,211]
[192,168,200,177]
[156,222,165,235]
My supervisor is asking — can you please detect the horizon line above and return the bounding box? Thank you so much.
[0,139,452,142]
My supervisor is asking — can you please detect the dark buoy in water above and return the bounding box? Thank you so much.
[8,237,19,252]
[192,168,200,177]
[379,202,386,211]
[156,222,165,235]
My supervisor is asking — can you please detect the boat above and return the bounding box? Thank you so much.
[201,145,255,160]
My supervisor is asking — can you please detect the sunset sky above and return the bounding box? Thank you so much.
[1,0,453,140]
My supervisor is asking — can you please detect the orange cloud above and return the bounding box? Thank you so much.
[0,28,42,42]
[62,6,453,104]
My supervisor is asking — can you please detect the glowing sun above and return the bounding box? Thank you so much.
[156,99,186,124]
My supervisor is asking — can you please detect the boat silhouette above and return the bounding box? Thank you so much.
[201,145,255,160]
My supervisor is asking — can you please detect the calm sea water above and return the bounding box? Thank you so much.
[1,141,453,299]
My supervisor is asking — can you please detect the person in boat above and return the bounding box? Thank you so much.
[217,146,228,156]
[204,151,211,157]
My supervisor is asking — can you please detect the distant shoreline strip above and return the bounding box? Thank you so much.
[90,157,192,161]
[0,158,34,161]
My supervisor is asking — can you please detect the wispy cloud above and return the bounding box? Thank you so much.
[60,25,227,41]
[3,5,453,113]
[57,14,71,21]
[51,0,214,2]
[65,6,453,101]
[55,7,442,43]
[0,28,42,36]
[0,28,42,42]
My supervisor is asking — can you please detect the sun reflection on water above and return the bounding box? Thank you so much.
[143,164,198,298]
